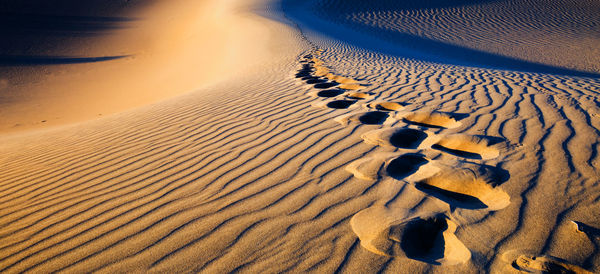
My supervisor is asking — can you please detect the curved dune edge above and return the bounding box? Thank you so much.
[0,0,272,135]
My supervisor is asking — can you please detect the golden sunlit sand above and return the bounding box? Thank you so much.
[1,0,600,272]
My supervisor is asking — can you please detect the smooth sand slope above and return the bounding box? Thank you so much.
[1,0,600,273]
[0,0,267,134]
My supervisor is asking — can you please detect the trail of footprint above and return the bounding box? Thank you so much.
[293,50,514,266]
[296,52,365,90]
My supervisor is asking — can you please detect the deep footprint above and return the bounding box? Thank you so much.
[395,214,449,263]
[305,78,326,84]
[390,128,428,149]
[314,82,339,89]
[327,100,356,109]
[350,208,471,265]
[386,154,429,180]
[359,111,389,125]
[362,128,428,149]
[317,89,344,98]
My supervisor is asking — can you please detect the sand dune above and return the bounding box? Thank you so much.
[1,0,600,272]
[0,0,269,134]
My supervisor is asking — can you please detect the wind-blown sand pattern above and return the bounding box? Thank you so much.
[1,0,600,272]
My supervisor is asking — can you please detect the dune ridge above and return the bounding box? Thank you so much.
[0,0,599,272]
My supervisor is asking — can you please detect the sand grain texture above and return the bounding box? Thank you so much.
[1,0,600,273]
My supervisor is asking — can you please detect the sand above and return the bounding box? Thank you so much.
[1,0,599,272]
[0,0,269,134]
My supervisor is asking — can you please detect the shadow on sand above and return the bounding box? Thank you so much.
[0,55,130,66]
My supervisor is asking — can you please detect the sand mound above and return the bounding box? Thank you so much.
[401,111,462,129]
[415,163,510,210]
[432,134,502,160]
[338,83,366,90]
[345,92,371,100]
[325,74,358,84]
[368,102,405,111]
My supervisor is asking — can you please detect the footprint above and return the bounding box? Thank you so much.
[345,92,371,100]
[295,65,313,78]
[414,163,510,210]
[400,111,463,129]
[432,134,502,160]
[386,154,430,180]
[305,78,327,84]
[314,82,339,89]
[507,253,592,274]
[327,100,356,109]
[346,153,438,182]
[359,111,390,125]
[368,102,405,111]
[316,89,344,98]
[336,111,391,125]
[350,207,471,265]
[362,127,428,149]
[346,154,389,181]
